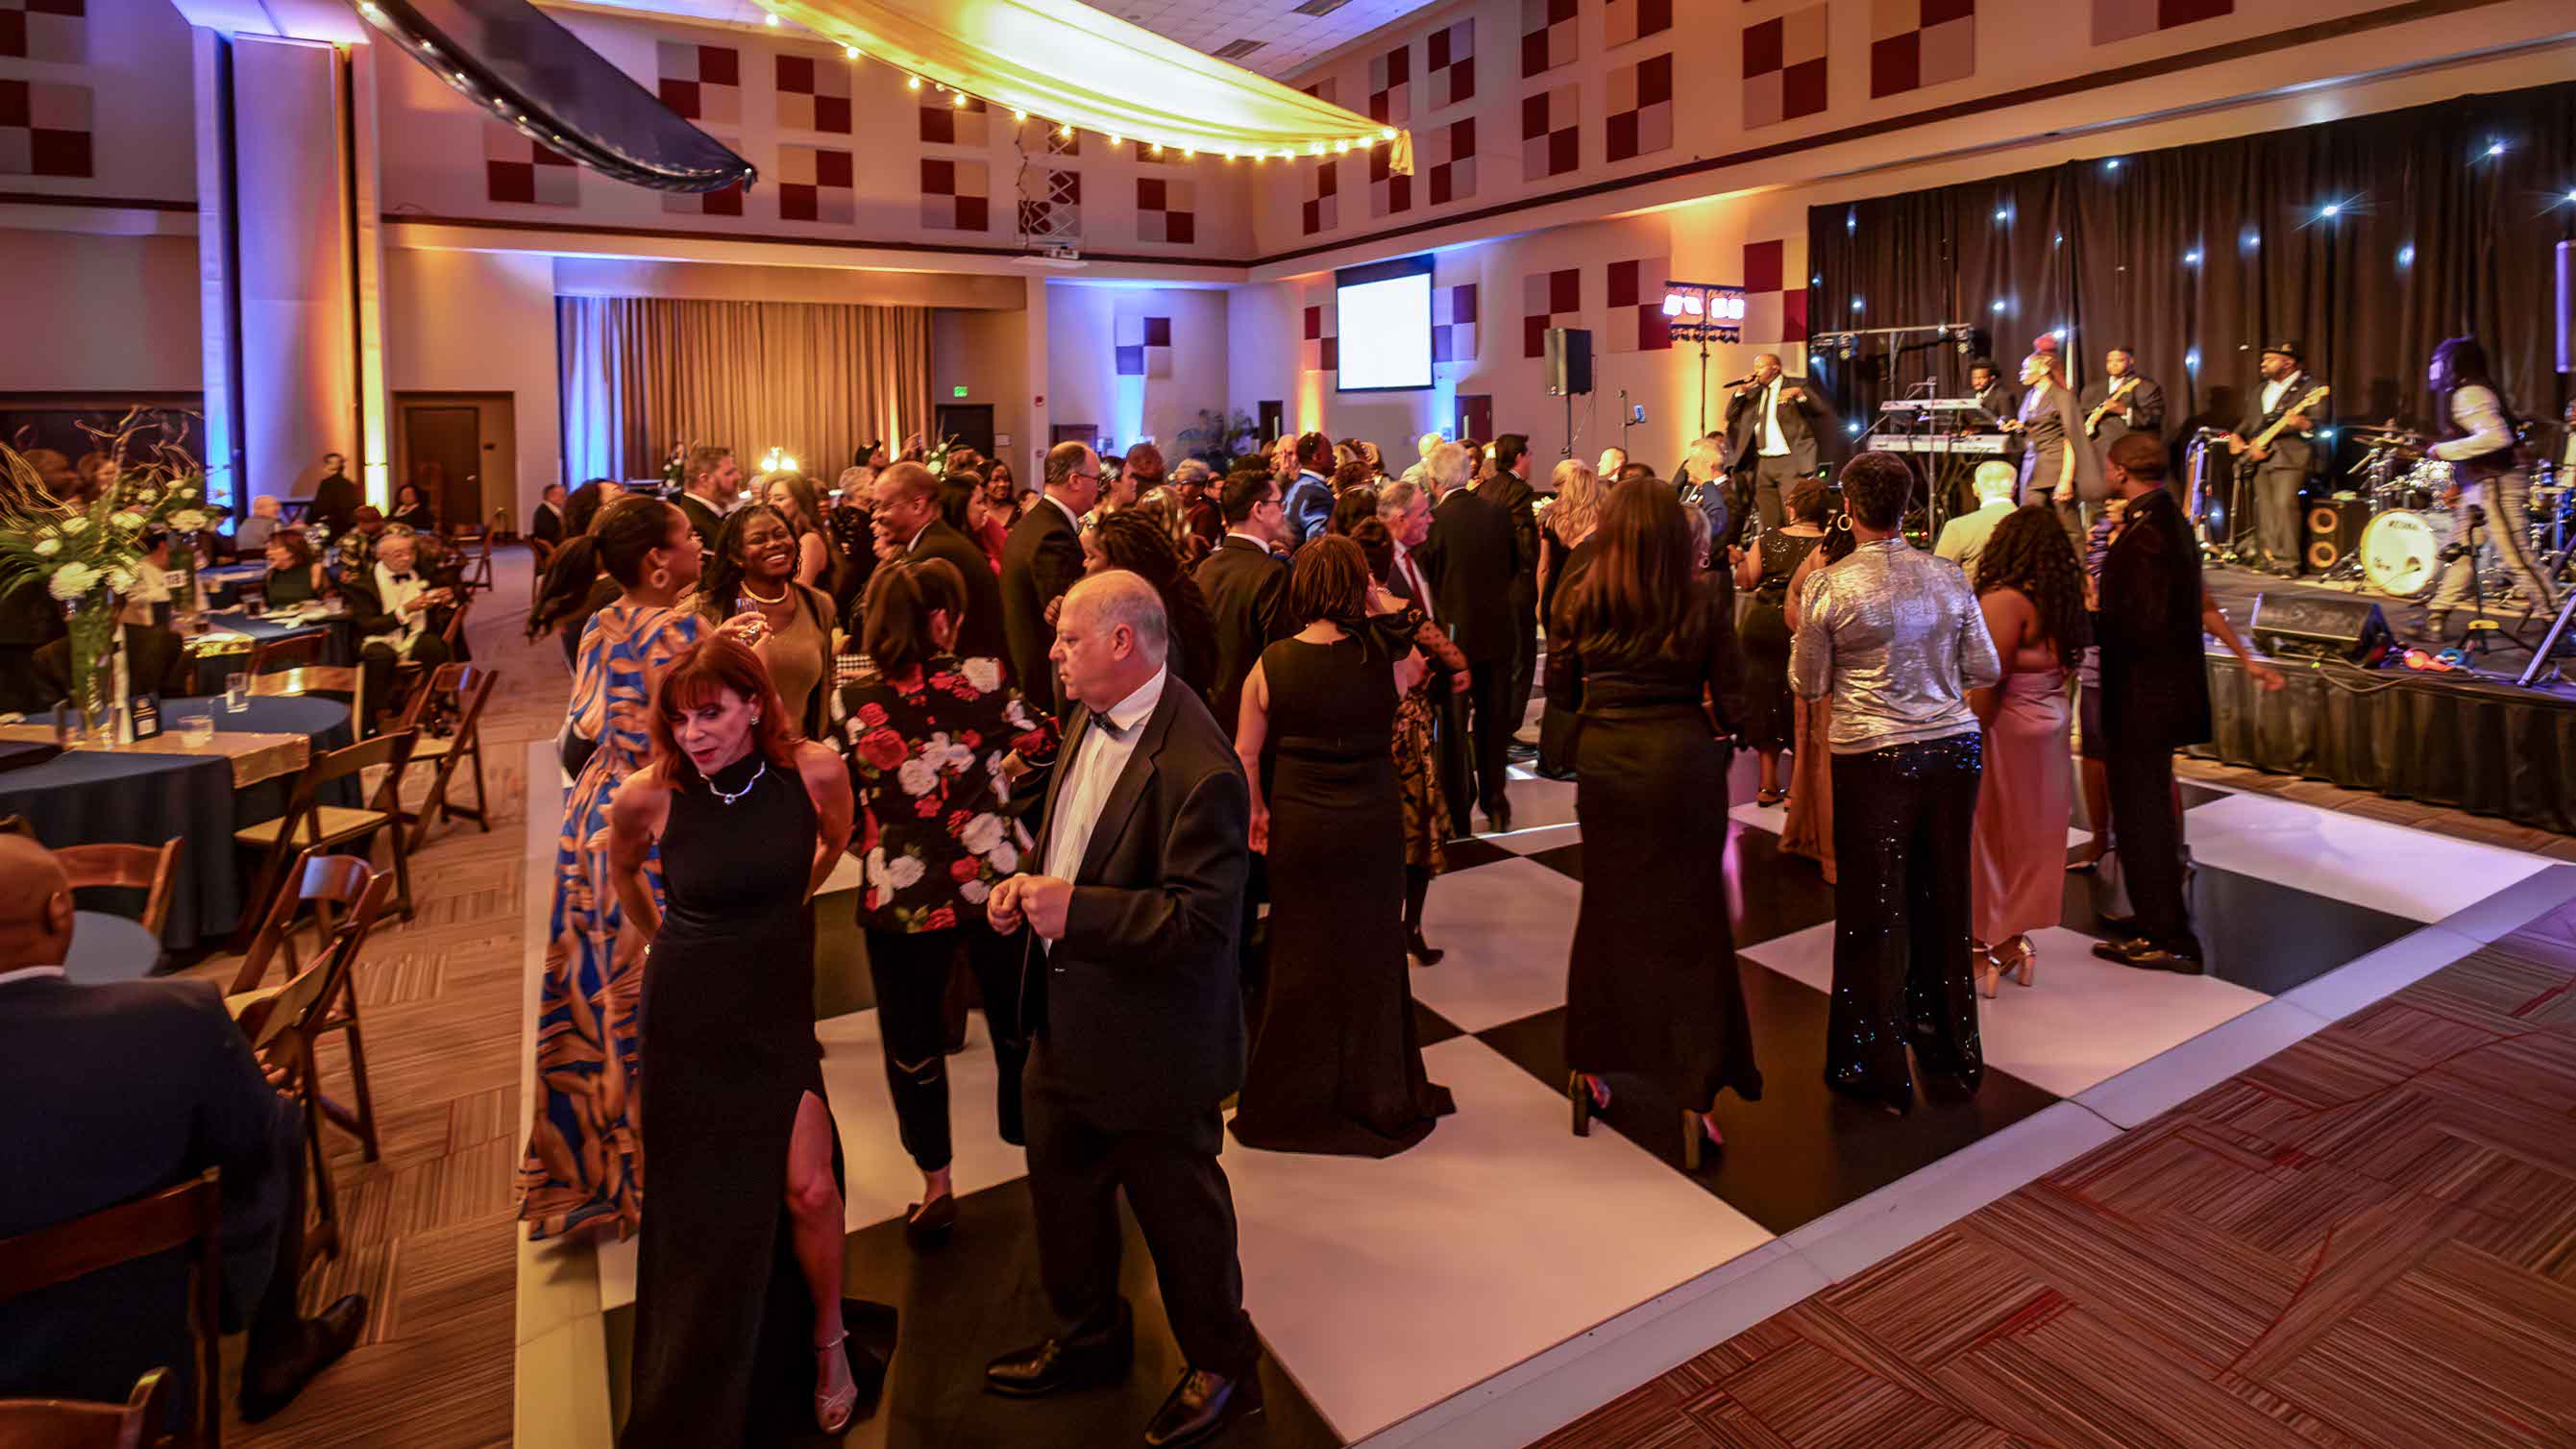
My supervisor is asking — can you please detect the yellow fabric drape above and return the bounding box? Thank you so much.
[754,0,1411,171]
[558,296,931,481]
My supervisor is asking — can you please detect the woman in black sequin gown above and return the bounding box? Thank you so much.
[608,634,892,1445]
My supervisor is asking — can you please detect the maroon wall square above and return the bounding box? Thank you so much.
[1520,30,1548,79]
[1303,199,1322,232]
[658,78,699,117]
[1318,162,1338,197]
[1454,283,1478,322]
[1924,0,1974,22]
[0,79,28,127]
[1549,268,1579,312]
[1143,316,1172,347]
[1640,307,1670,349]
[1428,28,1452,67]
[1370,147,1392,183]
[1386,47,1411,83]
[705,184,743,216]
[1521,93,1550,139]
[1743,18,1782,76]
[1638,0,1674,32]
[816,150,852,187]
[1524,315,1550,358]
[1743,238,1784,292]
[1547,0,1576,21]
[698,46,737,86]
[1165,212,1195,243]
[1319,337,1338,371]
[0,13,25,59]
[921,158,954,193]
[776,55,813,92]
[1387,175,1411,210]
[2162,0,2231,23]
[1607,112,1637,161]
[1139,177,1165,209]
[815,95,850,132]
[1305,306,1323,340]
[955,196,988,230]
[1452,116,1476,156]
[1782,291,1809,340]
[1782,57,1828,116]
[1548,127,1578,174]
[921,109,954,144]
[1638,53,1673,105]
[1606,260,1638,308]
[1871,34,1919,96]
[781,184,818,221]
[486,160,532,203]
[1430,169,1455,206]
[1455,58,1478,101]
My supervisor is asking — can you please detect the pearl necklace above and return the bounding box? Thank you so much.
[706,760,766,805]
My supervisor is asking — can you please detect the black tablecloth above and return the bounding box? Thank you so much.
[0,695,358,946]
[2200,651,2576,832]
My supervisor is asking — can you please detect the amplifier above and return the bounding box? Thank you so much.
[2304,497,2370,570]
[2251,591,2392,666]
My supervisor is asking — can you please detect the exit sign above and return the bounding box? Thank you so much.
[951,385,969,398]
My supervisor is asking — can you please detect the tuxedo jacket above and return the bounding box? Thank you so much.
[1017,682,1251,1130]
[529,503,566,548]
[674,492,726,551]
[1191,535,1288,741]
[907,518,1010,669]
[1419,489,1518,664]
[999,501,1085,710]
[1473,470,1540,600]
[2097,486,2213,749]
[0,973,296,1412]
[1725,378,1825,475]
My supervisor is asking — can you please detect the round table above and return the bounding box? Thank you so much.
[0,695,356,947]
[187,609,357,695]
[198,563,270,609]
[63,910,162,984]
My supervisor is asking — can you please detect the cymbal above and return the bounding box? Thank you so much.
[2345,424,2427,439]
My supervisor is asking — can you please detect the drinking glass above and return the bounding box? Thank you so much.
[180,713,217,749]
[225,673,251,712]
[243,594,266,619]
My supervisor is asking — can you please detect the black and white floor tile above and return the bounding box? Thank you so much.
[532,739,2576,1449]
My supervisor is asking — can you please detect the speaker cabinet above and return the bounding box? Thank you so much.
[2304,496,2369,571]
[2251,591,2392,665]
[1545,328,1594,397]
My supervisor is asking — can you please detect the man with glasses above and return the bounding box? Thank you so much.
[1004,441,1101,710]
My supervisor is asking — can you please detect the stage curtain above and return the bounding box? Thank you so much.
[557,296,930,483]
[1809,76,2576,432]
[752,0,1407,167]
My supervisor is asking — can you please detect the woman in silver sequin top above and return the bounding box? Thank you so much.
[1786,453,2001,1114]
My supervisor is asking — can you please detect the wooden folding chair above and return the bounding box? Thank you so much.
[245,632,324,675]
[231,855,392,1166]
[394,664,498,851]
[459,510,501,595]
[230,730,417,951]
[0,1368,168,1449]
[0,1176,222,1449]
[55,838,182,938]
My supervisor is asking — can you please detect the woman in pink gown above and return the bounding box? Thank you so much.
[1966,506,2090,995]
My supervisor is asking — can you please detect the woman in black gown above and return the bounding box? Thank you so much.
[1732,479,1830,806]
[1229,535,1456,1157]
[606,634,888,1444]
[1552,484,1763,1169]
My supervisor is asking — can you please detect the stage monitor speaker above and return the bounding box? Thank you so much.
[2251,591,2392,666]
[1545,328,1594,397]
[2303,497,2369,571]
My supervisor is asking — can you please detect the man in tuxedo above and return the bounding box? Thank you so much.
[1725,354,1824,531]
[342,529,459,732]
[2090,434,2210,973]
[0,837,365,1422]
[1418,441,1517,835]
[985,572,1263,1448]
[1001,443,1100,708]
[2229,341,2329,578]
[2079,347,2166,459]
[1192,469,1288,738]
[1480,434,1542,734]
[874,460,1009,667]
[673,445,740,550]
[1280,432,1335,549]
[529,482,567,551]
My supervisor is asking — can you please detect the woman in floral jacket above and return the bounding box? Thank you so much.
[837,556,1057,1245]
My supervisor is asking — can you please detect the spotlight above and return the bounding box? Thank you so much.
[2566,189,2576,203]
[2105,158,2122,171]
[1993,208,2009,222]
[951,91,968,108]
[2242,229,2261,250]
[2185,348,2201,371]
[907,75,921,90]
[1182,148,1194,159]
[763,11,777,25]
[844,45,859,59]
[1109,135,1122,146]
[2319,202,2342,218]
[1148,143,1162,155]
[1991,299,2006,313]
[1845,421,1862,436]
[2183,249,2202,265]
[1012,109,1028,121]
[1851,296,1864,312]
[2398,244,2416,266]
[1057,124,1071,137]
[2486,140,2507,157]
[2319,428,2338,443]
[1662,294,1684,318]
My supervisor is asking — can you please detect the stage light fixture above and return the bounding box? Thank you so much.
[2185,348,2202,371]
[844,45,859,59]
[764,11,778,25]
[2398,244,2416,266]
[1012,109,1028,121]
[2104,158,2122,171]
[1991,299,2006,313]
[1058,124,1072,137]
[1662,294,1683,317]
[2319,202,2342,218]
[1993,208,2009,222]
[1851,296,1864,311]
[2183,249,2202,265]
[2565,189,2576,203]
[2486,140,2507,157]
[951,91,968,108]
[1846,421,1862,436]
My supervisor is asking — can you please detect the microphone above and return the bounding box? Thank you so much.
[1723,375,1756,389]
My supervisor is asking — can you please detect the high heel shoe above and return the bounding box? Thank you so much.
[815,1330,857,1435]
[1681,1110,1724,1170]
[1407,930,1445,967]
[1974,943,2001,1000]
[1567,1071,1609,1137]
[2006,935,2038,989]
[903,1191,956,1247]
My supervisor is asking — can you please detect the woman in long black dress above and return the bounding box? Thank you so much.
[1229,536,1456,1156]
[1552,484,1762,1168]
[605,634,888,1443]
[1732,479,1830,806]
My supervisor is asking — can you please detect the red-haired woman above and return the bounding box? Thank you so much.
[2010,335,2103,544]
[604,635,886,1442]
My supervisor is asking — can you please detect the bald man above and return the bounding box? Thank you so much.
[1724,353,1825,530]
[1933,460,2021,585]
[0,836,365,1422]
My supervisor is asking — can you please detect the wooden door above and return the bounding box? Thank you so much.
[403,405,479,530]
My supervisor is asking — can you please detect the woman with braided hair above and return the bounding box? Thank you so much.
[1966,504,2088,996]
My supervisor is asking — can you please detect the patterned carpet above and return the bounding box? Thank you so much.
[1529,904,2576,1449]
[180,550,557,1449]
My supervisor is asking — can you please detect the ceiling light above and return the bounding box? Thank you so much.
[1057,124,1071,137]
[906,75,920,90]
[1012,109,1028,121]
[843,45,859,59]
[1108,135,1122,146]
[952,91,968,107]
[763,11,778,24]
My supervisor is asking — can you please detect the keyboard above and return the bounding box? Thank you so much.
[1868,434,2014,454]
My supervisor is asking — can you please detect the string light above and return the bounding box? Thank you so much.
[1148,143,1162,155]
[843,44,859,59]
[1379,128,1395,140]
[951,90,968,108]
[906,75,920,90]
[1057,123,1072,138]
[1307,140,1323,155]
[1181,147,1194,159]
[1108,135,1122,147]
[763,11,778,25]
[1334,139,1350,153]
[1012,109,1028,121]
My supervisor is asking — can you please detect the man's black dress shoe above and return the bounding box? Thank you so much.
[2090,936,2206,973]
[1483,806,1513,835]
[238,1294,368,1423]
[985,1303,1134,1397]
[2091,913,2138,939]
[1143,1367,1264,1447]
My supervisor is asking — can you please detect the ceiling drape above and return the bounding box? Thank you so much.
[558,297,931,483]
[752,0,1410,168]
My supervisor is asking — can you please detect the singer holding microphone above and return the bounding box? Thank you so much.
[1723,355,1825,532]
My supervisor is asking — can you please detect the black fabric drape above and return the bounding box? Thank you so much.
[1811,77,2576,442]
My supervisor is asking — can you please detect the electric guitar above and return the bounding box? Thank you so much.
[2084,376,2142,437]
[2228,385,2332,479]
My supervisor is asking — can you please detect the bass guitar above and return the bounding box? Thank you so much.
[2228,384,2332,480]
[2083,376,2141,437]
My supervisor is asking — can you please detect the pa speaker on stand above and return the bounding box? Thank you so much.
[1545,327,1594,460]
[2305,496,2370,578]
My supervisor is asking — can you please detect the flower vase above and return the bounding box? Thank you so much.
[62,588,116,743]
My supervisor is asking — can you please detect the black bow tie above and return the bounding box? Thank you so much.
[389,573,414,583]
[1092,712,1134,743]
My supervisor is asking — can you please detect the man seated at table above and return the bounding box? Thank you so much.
[234,495,283,557]
[333,506,390,577]
[29,596,192,708]
[342,529,458,731]
[0,836,366,1422]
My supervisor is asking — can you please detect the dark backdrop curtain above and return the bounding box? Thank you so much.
[1811,77,2576,447]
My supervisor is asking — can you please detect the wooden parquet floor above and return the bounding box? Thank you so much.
[1530,904,2576,1449]
[179,550,564,1449]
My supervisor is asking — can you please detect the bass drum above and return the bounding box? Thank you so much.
[2360,508,2453,598]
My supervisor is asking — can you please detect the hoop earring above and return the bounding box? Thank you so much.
[650,566,671,590]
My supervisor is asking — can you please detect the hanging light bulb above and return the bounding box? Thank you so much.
[763,11,778,25]
[1334,139,1350,153]
[906,75,921,90]
[1307,140,1323,155]
[951,90,968,108]
[1379,128,1395,140]
[1181,147,1194,159]
[1057,123,1072,138]
[1012,109,1028,121]
[1148,143,1162,156]
[1223,149,1236,160]
[1108,135,1123,146]
[843,44,859,59]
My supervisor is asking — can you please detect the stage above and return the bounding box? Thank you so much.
[2198,562,2576,833]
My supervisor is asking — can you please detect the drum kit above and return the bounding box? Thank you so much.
[2323,423,2571,601]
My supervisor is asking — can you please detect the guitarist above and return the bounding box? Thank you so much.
[2079,347,2164,456]
[2226,340,2328,577]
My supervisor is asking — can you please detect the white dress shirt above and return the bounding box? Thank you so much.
[1392,538,1435,622]
[2260,373,2308,428]
[1043,665,1168,884]
[1758,379,1790,457]
[369,560,430,651]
